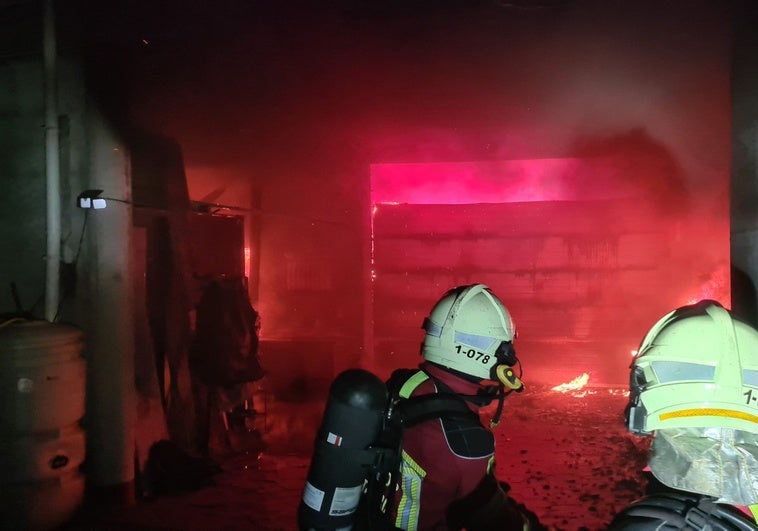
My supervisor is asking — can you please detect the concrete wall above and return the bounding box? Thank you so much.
[731,2,758,326]
[0,58,48,316]
[371,197,728,385]
[0,43,136,490]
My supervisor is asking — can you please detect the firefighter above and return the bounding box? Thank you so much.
[609,300,758,530]
[388,283,545,531]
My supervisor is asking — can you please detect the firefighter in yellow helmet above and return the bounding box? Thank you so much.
[387,283,546,531]
[609,300,758,530]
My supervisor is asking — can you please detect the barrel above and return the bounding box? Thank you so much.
[0,319,87,530]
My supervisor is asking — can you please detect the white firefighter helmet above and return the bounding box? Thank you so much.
[627,300,758,435]
[421,284,516,382]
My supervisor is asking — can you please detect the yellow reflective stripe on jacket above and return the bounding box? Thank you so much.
[750,504,758,523]
[395,371,430,531]
[395,449,427,531]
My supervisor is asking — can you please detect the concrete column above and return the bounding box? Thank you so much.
[84,109,136,492]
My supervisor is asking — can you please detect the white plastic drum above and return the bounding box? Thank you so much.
[0,319,87,530]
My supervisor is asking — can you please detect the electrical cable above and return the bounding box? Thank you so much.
[101,196,130,205]
[53,209,89,322]
[72,208,90,266]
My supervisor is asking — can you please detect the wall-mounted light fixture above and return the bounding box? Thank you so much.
[77,189,106,209]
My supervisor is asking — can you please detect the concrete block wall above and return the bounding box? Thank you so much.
[371,198,728,385]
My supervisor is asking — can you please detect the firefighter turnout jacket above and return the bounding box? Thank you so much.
[390,362,539,531]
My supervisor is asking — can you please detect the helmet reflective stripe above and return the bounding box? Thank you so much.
[658,408,758,425]
[745,370,758,386]
[424,321,499,351]
[650,361,715,383]
[454,332,498,351]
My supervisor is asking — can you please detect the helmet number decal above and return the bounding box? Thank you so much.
[744,388,758,406]
[454,345,491,364]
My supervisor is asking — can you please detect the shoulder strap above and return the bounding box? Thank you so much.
[398,371,429,399]
[386,369,479,427]
[396,392,479,427]
[386,368,424,399]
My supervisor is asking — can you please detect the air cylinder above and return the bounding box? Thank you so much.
[298,368,388,531]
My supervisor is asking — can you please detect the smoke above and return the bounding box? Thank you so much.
[110,0,733,387]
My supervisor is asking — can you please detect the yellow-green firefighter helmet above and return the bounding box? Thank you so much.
[627,300,758,435]
[421,284,516,382]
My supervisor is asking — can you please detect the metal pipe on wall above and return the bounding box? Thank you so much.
[44,0,61,322]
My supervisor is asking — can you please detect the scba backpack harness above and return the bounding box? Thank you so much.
[297,368,489,531]
[609,491,758,531]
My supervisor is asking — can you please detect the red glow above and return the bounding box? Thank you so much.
[371,158,644,205]
[680,262,731,308]
[368,157,730,385]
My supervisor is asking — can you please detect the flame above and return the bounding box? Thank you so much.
[551,372,590,393]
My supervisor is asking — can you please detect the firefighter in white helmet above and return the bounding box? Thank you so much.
[387,283,546,531]
[609,300,758,530]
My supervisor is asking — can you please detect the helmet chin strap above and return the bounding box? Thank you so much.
[448,384,508,427]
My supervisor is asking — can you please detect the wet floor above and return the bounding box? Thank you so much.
[62,383,649,531]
